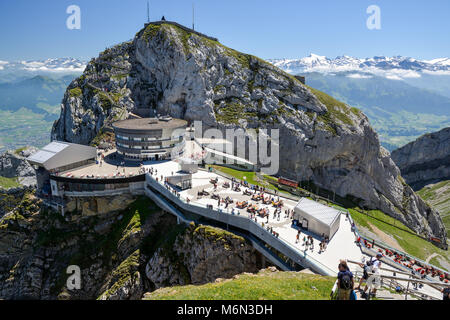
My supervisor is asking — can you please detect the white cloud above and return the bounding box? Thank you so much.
[22,65,86,73]
[346,73,373,79]
[422,69,450,76]
[385,74,403,80]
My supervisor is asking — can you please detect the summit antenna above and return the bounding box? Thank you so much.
[147,1,150,23]
[192,3,195,30]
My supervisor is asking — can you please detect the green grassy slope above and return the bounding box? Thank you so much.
[144,269,335,300]
[418,180,450,238]
[349,208,450,270]
[0,176,21,189]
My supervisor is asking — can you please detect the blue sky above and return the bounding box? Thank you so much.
[0,0,449,61]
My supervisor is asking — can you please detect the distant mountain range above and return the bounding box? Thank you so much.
[0,55,449,151]
[0,75,75,114]
[0,58,86,83]
[269,54,450,79]
[0,60,83,152]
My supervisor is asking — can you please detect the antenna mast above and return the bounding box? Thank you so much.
[147,1,150,23]
[192,3,195,30]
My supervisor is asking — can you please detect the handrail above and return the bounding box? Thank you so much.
[146,173,337,276]
[203,167,449,279]
[345,205,449,277]
[358,232,449,275]
[206,166,301,202]
[351,270,440,300]
[146,186,293,271]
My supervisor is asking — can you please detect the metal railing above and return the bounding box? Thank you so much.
[145,173,337,276]
[351,269,443,300]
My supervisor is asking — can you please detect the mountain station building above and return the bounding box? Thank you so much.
[112,116,187,161]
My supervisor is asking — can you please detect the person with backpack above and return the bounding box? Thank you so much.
[356,253,382,298]
[442,286,450,300]
[337,260,354,300]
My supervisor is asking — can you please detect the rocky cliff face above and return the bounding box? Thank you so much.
[0,194,164,300]
[0,193,262,300]
[391,127,450,190]
[51,22,446,241]
[0,186,35,219]
[145,223,262,290]
[0,147,37,187]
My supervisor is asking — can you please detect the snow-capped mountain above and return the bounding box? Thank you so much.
[269,54,450,80]
[0,58,86,73]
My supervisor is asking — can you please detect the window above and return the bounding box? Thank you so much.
[117,134,129,140]
[117,142,129,148]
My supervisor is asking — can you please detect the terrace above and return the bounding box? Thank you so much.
[144,161,363,272]
[54,149,144,179]
[143,160,445,299]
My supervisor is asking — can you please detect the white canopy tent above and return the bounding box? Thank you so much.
[293,198,341,239]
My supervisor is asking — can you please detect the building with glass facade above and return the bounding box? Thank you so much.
[112,116,188,161]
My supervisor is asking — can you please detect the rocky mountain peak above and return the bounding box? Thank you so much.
[392,127,450,190]
[50,21,446,242]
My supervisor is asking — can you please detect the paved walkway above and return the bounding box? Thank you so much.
[58,149,143,178]
[145,161,365,275]
[144,160,444,299]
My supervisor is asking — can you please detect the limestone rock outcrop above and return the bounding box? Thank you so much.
[145,223,262,289]
[51,22,446,241]
[0,147,37,187]
[0,194,263,300]
[391,127,450,190]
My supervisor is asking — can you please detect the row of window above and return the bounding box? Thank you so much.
[117,142,179,150]
[116,135,161,142]
[116,134,184,142]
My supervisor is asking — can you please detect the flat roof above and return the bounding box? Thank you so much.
[113,118,188,131]
[27,142,70,164]
[294,198,341,227]
[27,141,96,171]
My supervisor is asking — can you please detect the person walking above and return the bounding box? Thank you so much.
[336,260,354,300]
[356,253,382,298]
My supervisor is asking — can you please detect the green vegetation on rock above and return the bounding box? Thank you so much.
[96,90,121,111]
[142,24,161,42]
[306,85,357,133]
[418,180,450,237]
[90,128,115,147]
[98,249,141,299]
[69,87,82,98]
[214,101,249,124]
[14,147,27,155]
[194,225,245,243]
[0,176,21,189]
